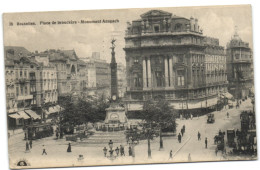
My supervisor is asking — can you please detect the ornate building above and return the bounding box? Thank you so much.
[124,10,228,115]
[226,29,253,99]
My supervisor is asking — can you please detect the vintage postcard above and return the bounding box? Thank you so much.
[3,5,256,169]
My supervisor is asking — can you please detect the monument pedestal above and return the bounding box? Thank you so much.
[104,103,127,131]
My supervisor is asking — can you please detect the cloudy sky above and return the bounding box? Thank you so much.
[3,5,253,65]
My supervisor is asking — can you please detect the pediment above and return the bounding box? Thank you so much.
[141,10,172,19]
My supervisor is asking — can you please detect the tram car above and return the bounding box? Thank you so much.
[25,123,54,140]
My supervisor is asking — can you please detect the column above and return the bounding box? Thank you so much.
[147,57,152,87]
[169,56,174,87]
[143,58,147,88]
[164,56,169,87]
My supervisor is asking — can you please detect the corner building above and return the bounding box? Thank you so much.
[124,10,228,116]
[226,31,253,100]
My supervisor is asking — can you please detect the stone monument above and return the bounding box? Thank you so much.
[104,39,127,130]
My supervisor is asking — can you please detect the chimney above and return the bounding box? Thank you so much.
[195,18,198,32]
[190,17,195,31]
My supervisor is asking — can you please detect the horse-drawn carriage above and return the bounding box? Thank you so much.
[207,113,215,123]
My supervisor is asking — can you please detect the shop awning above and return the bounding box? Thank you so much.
[24,110,41,119]
[44,109,50,115]
[54,105,64,112]
[188,102,203,109]
[207,97,218,107]
[8,113,23,119]
[223,92,233,99]
[17,111,30,119]
[49,107,56,114]
[127,103,143,111]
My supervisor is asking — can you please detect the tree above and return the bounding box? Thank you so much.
[140,98,178,157]
[59,94,110,129]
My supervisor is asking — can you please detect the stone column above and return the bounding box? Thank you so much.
[147,57,152,87]
[143,58,147,88]
[169,56,174,87]
[164,56,169,87]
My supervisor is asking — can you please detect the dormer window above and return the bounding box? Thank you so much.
[154,25,160,33]
[134,57,139,64]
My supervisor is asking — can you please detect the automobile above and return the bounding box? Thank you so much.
[207,113,215,123]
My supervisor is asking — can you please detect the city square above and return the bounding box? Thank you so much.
[3,6,256,169]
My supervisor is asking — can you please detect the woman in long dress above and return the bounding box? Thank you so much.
[67,143,72,152]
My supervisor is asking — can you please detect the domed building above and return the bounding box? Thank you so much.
[226,28,253,100]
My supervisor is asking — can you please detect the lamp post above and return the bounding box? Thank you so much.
[129,138,138,160]
[145,127,152,159]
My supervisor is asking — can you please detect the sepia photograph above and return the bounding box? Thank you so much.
[2,4,257,169]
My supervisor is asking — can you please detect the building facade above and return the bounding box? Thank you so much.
[226,30,253,99]
[124,10,228,115]
[81,52,111,98]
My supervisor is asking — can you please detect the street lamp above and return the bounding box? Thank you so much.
[145,127,152,159]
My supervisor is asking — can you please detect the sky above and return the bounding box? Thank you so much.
[3,5,253,65]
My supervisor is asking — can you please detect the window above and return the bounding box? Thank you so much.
[155,71,163,87]
[154,25,160,33]
[16,87,19,96]
[235,54,239,59]
[20,71,23,78]
[177,70,185,86]
[175,23,182,32]
[133,73,141,87]
[177,55,184,63]
[25,86,28,95]
[20,87,23,95]
[134,57,139,64]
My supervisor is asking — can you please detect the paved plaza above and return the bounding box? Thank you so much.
[8,99,254,168]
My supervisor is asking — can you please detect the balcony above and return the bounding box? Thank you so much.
[16,78,29,84]
[17,95,33,100]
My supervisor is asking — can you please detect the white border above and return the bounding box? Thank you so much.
[0,0,259,170]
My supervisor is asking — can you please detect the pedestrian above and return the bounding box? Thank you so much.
[236,129,240,137]
[109,149,114,156]
[103,147,108,157]
[191,114,193,120]
[181,128,184,136]
[178,133,182,143]
[197,131,201,141]
[215,147,218,156]
[120,145,125,156]
[25,141,30,152]
[128,146,132,156]
[67,143,72,152]
[227,112,229,118]
[183,125,186,133]
[56,131,59,139]
[169,150,173,160]
[205,138,208,149]
[29,139,32,149]
[188,153,191,162]
[42,145,47,155]
[115,147,119,156]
